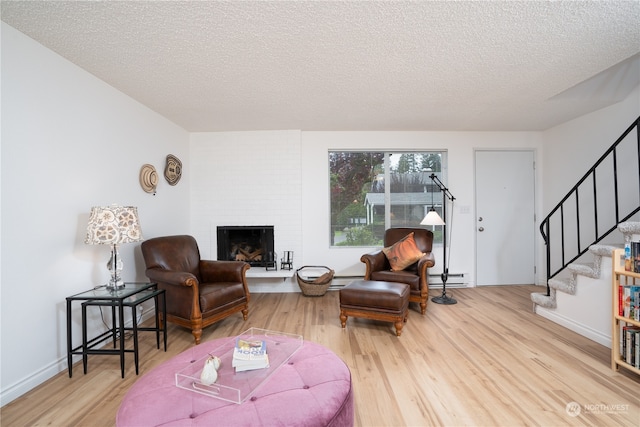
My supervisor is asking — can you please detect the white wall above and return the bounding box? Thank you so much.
[190,130,303,295]
[190,130,302,261]
[540,85,640,273]
[301,132,544,287]
[0,23,190,404]
[189,130,543,290]
[542,84,640,210]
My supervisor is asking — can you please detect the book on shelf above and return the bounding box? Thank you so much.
[621,324,640,365]
[623,286,631,318]
[636,330,640,369]
[633,286,640,321]
[624,240,640,273]
[624,327,640,366]
[232,337,269,372]
[633,241,640,273]
[621,285,640,320]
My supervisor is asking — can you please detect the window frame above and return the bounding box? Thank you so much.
[329,150,447,248]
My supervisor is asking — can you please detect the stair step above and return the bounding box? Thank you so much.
[589,243,621,257]
[549,277,575,294]
[567,262,599,279]
[531,291,556,309]
[532,221,636,311]
[618,221,640,238]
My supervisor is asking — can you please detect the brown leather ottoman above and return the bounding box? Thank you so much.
[339,280,410,336]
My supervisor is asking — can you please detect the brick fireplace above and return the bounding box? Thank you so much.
[217,226,275,269]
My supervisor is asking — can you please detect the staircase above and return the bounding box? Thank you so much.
[532,222,640,347]
[531,116,640,346]
[532,222,640,309]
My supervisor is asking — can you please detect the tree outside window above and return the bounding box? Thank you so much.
[329,151,445,247]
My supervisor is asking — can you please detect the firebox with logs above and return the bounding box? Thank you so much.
[232,245,263,262]
[217,226,276,269]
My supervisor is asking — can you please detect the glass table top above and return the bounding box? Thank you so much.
[67,282,156,301]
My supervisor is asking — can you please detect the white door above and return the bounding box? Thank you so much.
[475,150,535,285]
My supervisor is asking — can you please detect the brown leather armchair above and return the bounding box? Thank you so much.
[360,228,435,314]
[141,235,250,344]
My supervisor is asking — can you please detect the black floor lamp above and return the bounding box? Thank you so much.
[421,173,457,305]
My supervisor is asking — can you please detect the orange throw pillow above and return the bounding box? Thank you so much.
[382,232,426,271]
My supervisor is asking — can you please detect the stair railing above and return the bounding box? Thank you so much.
[539,116,640,295]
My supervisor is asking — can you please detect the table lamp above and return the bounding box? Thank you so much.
[85,205,143,290]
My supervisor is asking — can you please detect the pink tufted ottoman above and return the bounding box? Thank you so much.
[116,336,354,426]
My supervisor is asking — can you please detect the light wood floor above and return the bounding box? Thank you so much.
[2,285,639,426]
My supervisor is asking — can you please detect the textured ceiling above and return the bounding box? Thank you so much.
[2,1,639,132]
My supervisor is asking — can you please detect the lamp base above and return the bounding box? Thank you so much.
[106,244,125,291]
[106,279,125,291]
[431,294,457,305]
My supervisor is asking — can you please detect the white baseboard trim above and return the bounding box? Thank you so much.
[1,356,68,406]
[0,308,155,406]
[536,306,611,348]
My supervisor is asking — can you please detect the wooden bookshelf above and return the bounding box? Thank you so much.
[611,248,640,375]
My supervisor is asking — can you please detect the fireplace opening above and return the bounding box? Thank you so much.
[217,226,275,269]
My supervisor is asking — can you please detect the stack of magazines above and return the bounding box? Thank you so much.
[232,337,269,372]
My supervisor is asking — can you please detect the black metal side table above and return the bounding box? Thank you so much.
[66,282,166,378]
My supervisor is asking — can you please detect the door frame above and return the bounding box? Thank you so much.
[473,148,537,286]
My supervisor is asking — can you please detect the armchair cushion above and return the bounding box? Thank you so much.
[199,282,248,315]
[381,232,425,271]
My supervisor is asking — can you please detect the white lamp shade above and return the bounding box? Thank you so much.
[421,209,445,226]
[85,205,143,245]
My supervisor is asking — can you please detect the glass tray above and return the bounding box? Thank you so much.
[175,328,303,404]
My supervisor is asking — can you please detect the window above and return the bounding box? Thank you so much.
[329,151,446,247]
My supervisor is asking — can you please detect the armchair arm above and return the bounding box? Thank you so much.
[145,267,201,322]
[199,260,250,283]
[417,252,436,272]
[416,252,436,290]
[418,252,436,284]
[360,250,388,279]
[145,268,198,287]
